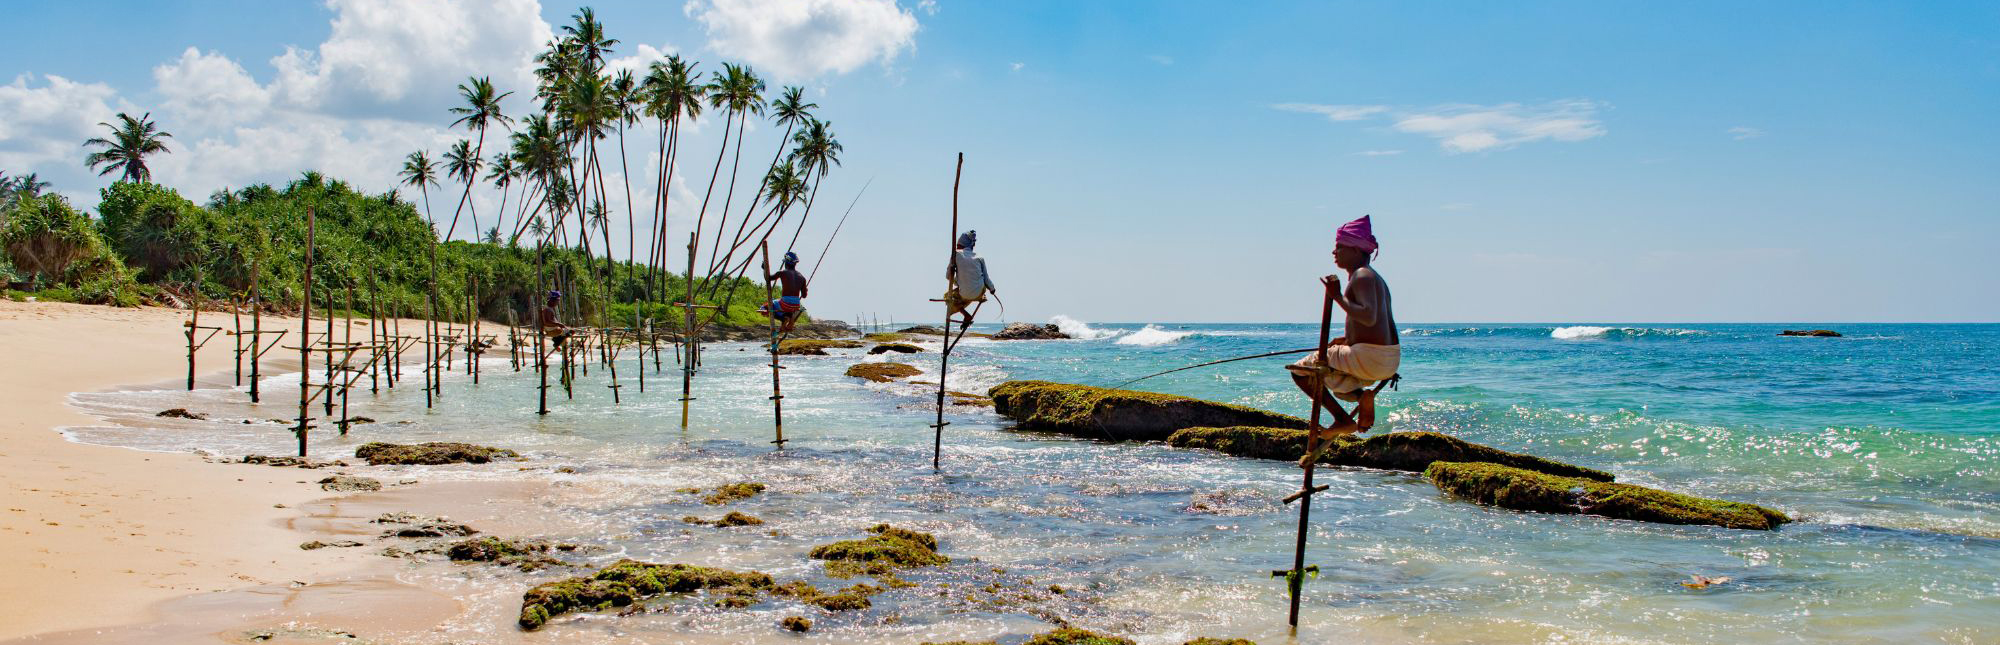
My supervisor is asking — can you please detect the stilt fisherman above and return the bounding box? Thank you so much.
[1285,215,1398,441]
[760,251,809,336]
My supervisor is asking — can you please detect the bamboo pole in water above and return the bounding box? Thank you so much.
[761,241,785,446]
[932,153,963,470]
[250,277,262,403]
[1278,278,1339,628]
[296,207,315,457]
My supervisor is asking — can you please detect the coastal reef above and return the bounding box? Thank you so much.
[847,362,923,382]
[317,475,381,492]
[517,559,775,630]
[354,441,519,465]
[990,381,1307,441]
[156,408,208,420]
[991,322,1071,340]
[776,339,865,355]
[869,342,925,354]
[447,536,579,570]
[1425,461,1792,530]
[863,332,911,342]
[809,524,949,578]
[682,511,764,527]
[1780,329,1842,337]
[920,628,1144,645]
[1167,427,1613,481]
[696,482,767,505]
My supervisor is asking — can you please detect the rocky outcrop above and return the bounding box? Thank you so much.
[868,342,925,354]
[236,454,347,468]
[989,381,1307,441]
[682,511,764,527]
[518,559,775,630]
[355,442,520,465]
[1166,427,1614,481]
[156,408,207,420]
[775,339,866,355]
[899,325,946,335]
[317,475,381,492]
[1779,329,1841,337]
[696,482,766,505]
[447,536,578,570]
[809,524,949,578]
[846,362,923,383]
[693,320,856,342]
[1424,461,1791,530]
[990,322,1070,340]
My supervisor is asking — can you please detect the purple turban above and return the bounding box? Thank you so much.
[1336,215,1377,252]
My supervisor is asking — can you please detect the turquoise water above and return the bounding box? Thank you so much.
[66,321,2000,644]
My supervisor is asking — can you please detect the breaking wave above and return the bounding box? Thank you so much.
[1049,315,1120,340]
[1401,326,1709,340]
[1114,325,1194,346]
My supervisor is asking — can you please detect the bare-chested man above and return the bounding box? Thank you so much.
[1286,215,1399,441]
[760,251,809,335]
[539,290,572,348]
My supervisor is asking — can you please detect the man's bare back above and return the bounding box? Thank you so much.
[1341,266,1397,346]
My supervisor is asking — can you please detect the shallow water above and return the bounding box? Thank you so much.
[64,322,2000,644]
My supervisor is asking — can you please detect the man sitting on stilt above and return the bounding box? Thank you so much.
[760,251,810,337]
[943,230,996,326]
[539,290,572,349]
[1286,215,1399,445]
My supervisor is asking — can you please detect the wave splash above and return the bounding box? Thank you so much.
[1551,326,1706,340]
[1050,315,1121,340]
[1114,325,1194,346]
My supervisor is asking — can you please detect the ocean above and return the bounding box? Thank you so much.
[64,320,2000,644]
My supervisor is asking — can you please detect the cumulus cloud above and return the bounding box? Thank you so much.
[0,74,130,175]
[1277,100,1608,153]
[684,0,920,80]
[155,48,273,130]
[1728,126,1764,140]
[1009,62,1024,72]
[268,0,551,120]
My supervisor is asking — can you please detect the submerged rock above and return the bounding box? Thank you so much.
[921,630,1164,645]
[681,511,764,527]
[238,454,347,468]
[1167,427,1614,481]
[1424,461,1791,530]
[869,342,925,354]
[781,615,813,632]
[899,325,946,335]
[317,475,381,492]
[846,362,923,383]
[156,408,208,420]
[775,339,866,355]
[354,442,520,465]
[863,332,911,342]
[809,524,949,578]
[990,322,1070,340]
[447,536,577,570]
[518,559,775,630]
[1780,329,1842,337]
[696,482,766,505]
[990,381,1307,441]
[298,539,363,550]
[1184,639,1257,645]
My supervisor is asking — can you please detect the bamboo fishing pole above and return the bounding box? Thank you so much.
[933,153,964,470]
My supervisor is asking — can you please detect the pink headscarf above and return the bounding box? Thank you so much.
[1336,215,1378,252]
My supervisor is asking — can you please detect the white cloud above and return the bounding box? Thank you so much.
[1273,103,1387,122]
[1279,100,1606,153]
[1728,126,1764,140]
[1353,149,1402,156]
[916,0,938,15]
[267,0,551,120]
[607,43,682,78]
[0,74,130,176]
[1009,62,1024,72]
[155,48,273,130]
[684,0,920,80]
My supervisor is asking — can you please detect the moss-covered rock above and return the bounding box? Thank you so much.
[156,408,208,420]
[1183,639,1256,645]
[1024,629,1137,645]
[354,441,519,465]
[1424,461,1791,530]
[781,615,813,631]
[948,391,994,407]
[1167,427,1614,481]
[776,339,866,355]
[846,362,923,382]
[989,381,1307,441]
[681,511,764,527]
[863,332,910,342]
[317,474,381,492]
[700,482,766,505]
[868,342,926,354]
[518,559,774,630]
[447,536,578,570]
[809,524,949,578]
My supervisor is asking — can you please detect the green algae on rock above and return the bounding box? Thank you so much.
[1424,461,1791,530]
[1024,628,1138,645]
[699,482,767,505]
[517,559,775,630]
[809,524,949,578]
[781,615,813,631]
[681,511,764,527]
[354,441,520,465]
[846,362,923,383]
[1167,427,1614,481]
[868,342,926,354]
[862,332,910,342]
[317,474,381,491]
[988,381,1307,441]
[776,339,866,355]
[447,536,578,570]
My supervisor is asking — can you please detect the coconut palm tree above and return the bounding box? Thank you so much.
[711,85,814,273]
[444,76,512,241]
[398,151,441,224]
[443,140,484,240]
[83,112,173,183]
[641,55,704,286]
[698,63,765,275]
[785,118,843,251]
[610,69,642,277]
[486,152,518,245]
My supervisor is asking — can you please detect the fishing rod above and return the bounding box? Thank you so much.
[1110,346,1321,389]
[806,177,872,285]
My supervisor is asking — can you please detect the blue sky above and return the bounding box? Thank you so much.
[2,1,1995,323]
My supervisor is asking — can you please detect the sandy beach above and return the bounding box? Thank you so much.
[0,301,485,643]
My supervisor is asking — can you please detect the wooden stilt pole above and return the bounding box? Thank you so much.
[1277,278,1340,628]
[680,232,696,431]
[186,273,201,391]
[368,274,381,393]
[536,241,549,416]
[249,277,262,403]
[339,284,355,435]
[296,207,315,457]
[232,297,243,386]
[761,241,786,446]
[933,153,964,470]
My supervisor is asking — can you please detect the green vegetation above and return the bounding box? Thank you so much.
[699,482,767,505]
[1166,427,1614,481]
[517,559,774,630]
[1424,461,1791,530]
[808,524,948,578]
[988,381,1308,441]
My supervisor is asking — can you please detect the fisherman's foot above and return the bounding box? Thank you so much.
[1310,422,1360,442]
[1356,392,1378,431]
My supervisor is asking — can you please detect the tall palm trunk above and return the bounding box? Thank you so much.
[688,109,735,294]
[706,112,749,273]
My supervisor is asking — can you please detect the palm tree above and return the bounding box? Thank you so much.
[610,69,641,279]
[712,85,814,273]
[398,151,441,224]
[641,55,704,288]
[443,139,484,240]
[444,76,512,241]
[698,63,766,275]
[785,118,843,251]
[83,112,173,183]
[1,172,51,214]
[486,152,518,245]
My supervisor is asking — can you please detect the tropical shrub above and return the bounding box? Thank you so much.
[1,194,109,288]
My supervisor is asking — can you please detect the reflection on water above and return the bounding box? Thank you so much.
[62,323,2000,643]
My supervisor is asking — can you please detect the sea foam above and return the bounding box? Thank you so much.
[1114,325,1194,346]
[1050,315,1120,340]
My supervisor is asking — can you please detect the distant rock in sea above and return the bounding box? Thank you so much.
[1779,329,1842,337]
[991,322,1070,340]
